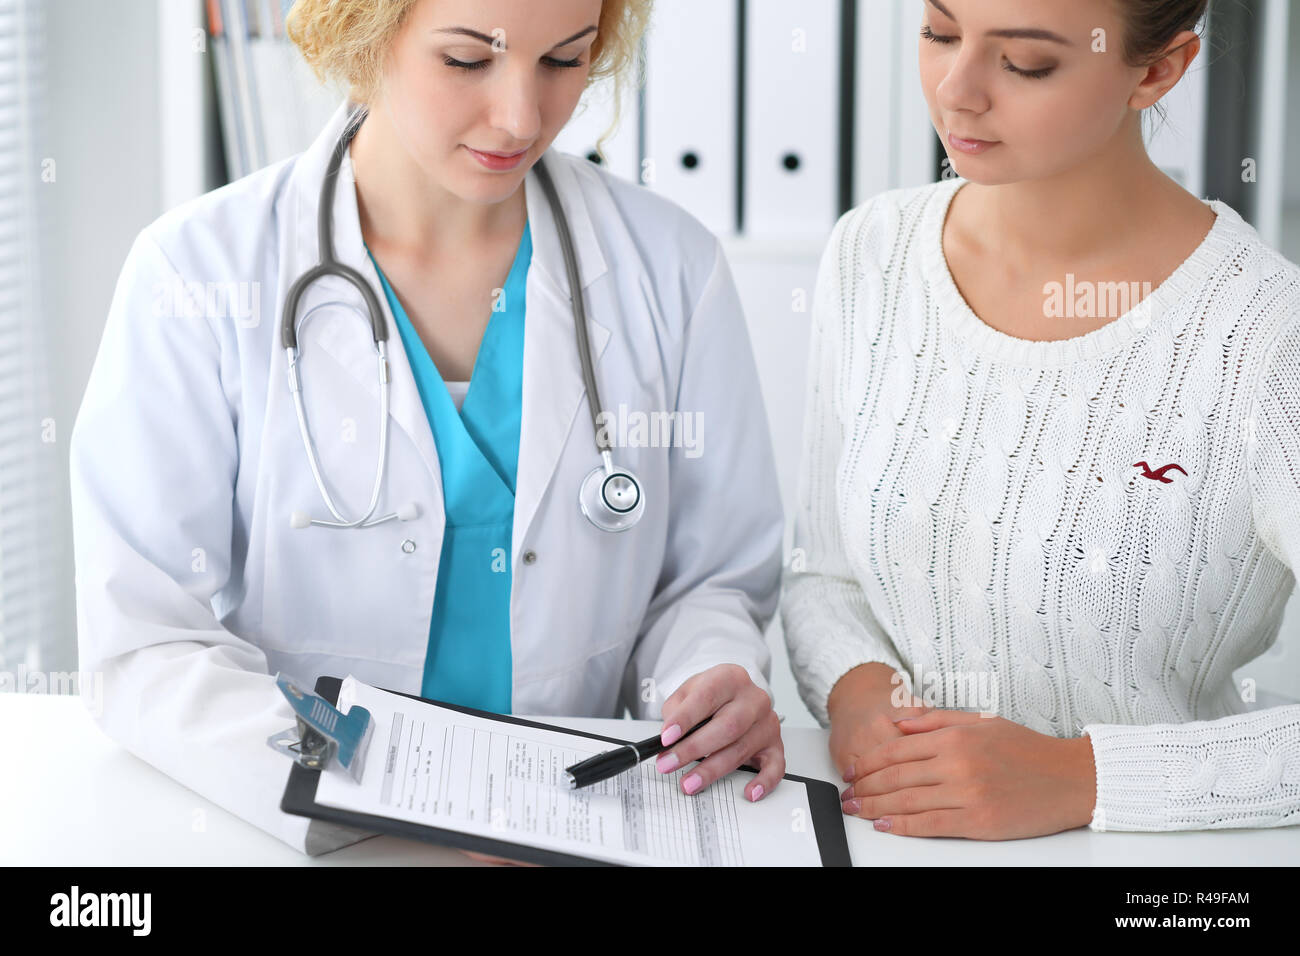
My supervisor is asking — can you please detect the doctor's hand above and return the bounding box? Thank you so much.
[839,709,1097,840]
[655,663,783,802]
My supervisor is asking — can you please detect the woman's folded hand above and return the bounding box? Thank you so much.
[838,709,1097,839]
[826,663,935,782]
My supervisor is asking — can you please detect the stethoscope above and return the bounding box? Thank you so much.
[280,107,644,534]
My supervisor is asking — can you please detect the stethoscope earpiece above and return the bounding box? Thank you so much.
[289,501,419,531]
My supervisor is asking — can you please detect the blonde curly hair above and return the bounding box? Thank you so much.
[286,0,652,157]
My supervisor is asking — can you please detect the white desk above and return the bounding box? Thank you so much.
[3,693,1296,865]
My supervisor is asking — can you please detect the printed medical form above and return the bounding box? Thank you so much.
[313,676,824,866]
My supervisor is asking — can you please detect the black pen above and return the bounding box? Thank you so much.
[563,716,712,789]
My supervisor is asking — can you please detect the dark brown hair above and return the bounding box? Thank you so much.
[1115,0,1210,123]
[1118,0,1210,67]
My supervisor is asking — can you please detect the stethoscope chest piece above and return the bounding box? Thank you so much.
[580,452,644,533]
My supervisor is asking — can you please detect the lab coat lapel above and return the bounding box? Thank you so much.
[513,154,611,561]
[285,102,443,492]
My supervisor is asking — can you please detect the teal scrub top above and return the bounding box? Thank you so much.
[365,222,532,714]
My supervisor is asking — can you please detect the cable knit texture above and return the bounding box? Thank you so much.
[782,176,1300,832]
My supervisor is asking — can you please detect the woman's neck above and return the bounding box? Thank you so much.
[957,117,1210,269]
[348,101,527,257]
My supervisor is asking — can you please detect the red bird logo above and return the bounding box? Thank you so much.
[1133,461,1187,483]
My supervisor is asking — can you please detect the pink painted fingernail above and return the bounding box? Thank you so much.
[874,817,892,831]
[840,784,854,800]
[842,764,855,782]
[750,784,764,802]
[842,799,861,814]
[660,724,682,746]
[656,752,679,774]
[683,773,702,794]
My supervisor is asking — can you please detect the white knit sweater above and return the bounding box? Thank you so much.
[782,176,1300,831]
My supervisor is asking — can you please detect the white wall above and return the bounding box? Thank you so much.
[39,0,165,671]
[1284,10,1300,262]
[725,247,823,726]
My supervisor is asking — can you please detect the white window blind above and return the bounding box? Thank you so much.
[0,0,63,674]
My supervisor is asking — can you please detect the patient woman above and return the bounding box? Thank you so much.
[784,0,1300,839]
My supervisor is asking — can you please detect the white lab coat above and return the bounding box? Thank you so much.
[69,101,783,855]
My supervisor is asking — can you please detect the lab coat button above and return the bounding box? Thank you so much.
[401,539,416,554]
[522,550,537,565]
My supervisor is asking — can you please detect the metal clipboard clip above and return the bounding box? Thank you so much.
[266,673,373,782]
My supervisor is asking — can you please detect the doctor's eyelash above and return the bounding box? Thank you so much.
[443,56,489,71]
[443,56,585,72]
[919,25,1056,80]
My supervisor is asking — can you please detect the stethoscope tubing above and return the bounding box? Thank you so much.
[281,104,641,532]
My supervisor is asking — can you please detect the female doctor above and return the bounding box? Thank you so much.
[69,0,785,857]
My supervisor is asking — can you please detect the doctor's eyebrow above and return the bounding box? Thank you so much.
[433,25,599,50]
[925,0,1074,45]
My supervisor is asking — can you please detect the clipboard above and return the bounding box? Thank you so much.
[279,676,852,867]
